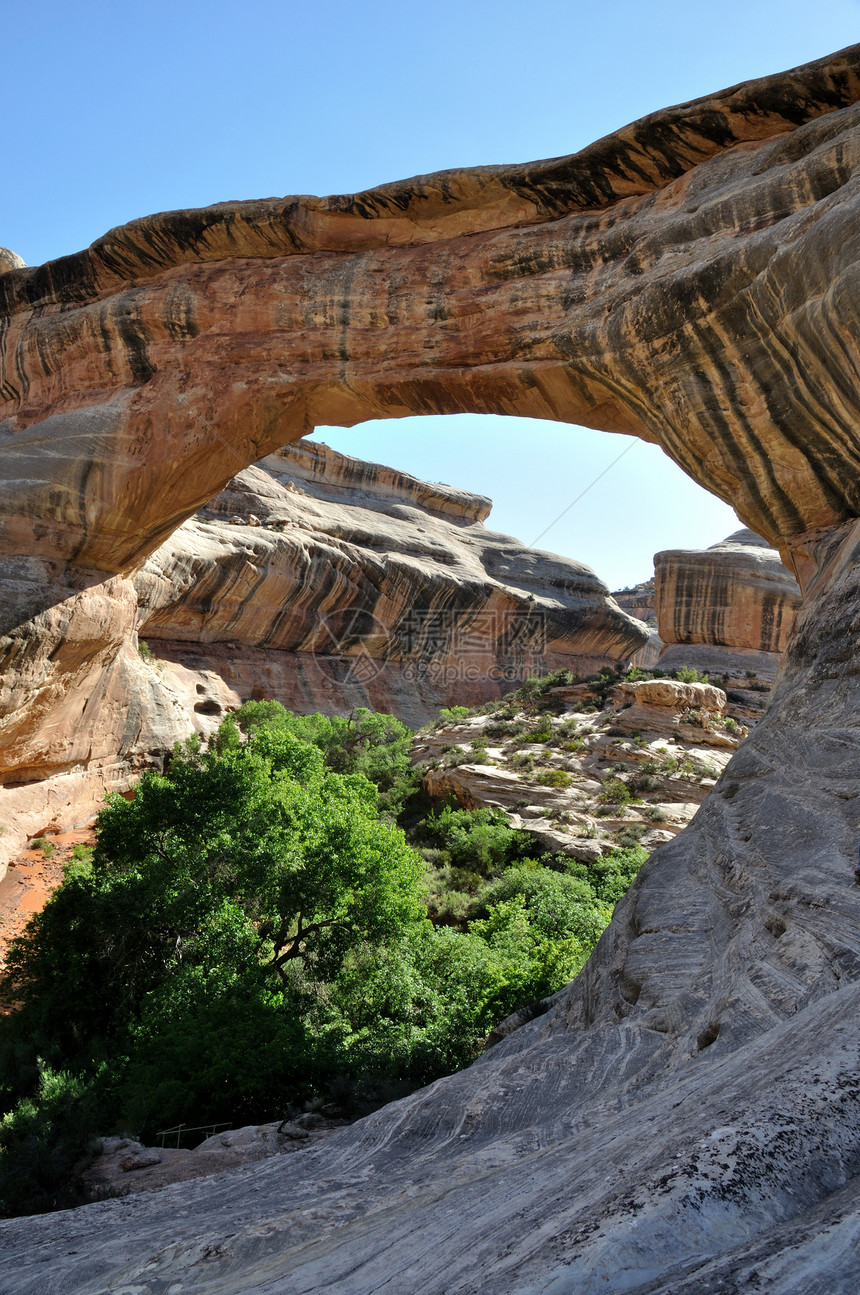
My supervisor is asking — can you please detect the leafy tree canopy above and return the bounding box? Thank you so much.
[1,726,425,1078]
[0,702,647,1217]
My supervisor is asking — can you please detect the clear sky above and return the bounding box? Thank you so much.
[5,1,858,588]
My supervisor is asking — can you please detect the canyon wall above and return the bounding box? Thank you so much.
[3,42,860,1292]
[136,440,644,729]
[0,441,643,865]
[655,527,802,677]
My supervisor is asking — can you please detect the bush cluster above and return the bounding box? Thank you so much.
[0,701,647,1217]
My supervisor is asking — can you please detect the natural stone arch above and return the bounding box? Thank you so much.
[3,43,860,583]
[4,46,860,1293]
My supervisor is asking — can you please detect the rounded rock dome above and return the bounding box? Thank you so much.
[0,247,26,273]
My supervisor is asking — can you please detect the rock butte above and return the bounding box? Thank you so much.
[3,44,860,1294]
[654,527,801,677]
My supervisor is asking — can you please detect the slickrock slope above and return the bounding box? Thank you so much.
[416,676,749,864]
[655,527,802,678]
[5,509,860,1295]
[4,44,860,1294]
[136,440,645,728]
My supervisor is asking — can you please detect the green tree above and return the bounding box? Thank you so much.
[0,709,648,1217]
[0,726,426,1114]
[234,702,418,816]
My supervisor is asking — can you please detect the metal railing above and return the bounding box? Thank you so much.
[155,1121,232,1149]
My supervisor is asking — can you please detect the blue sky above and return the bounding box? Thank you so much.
[5,1,858,587]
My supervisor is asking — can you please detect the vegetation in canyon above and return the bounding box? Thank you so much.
[0,684,649,1217]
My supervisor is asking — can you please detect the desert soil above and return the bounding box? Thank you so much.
[0,830,94,997]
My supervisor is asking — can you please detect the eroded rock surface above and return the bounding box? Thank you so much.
[81,1118,348,1200]
[655,528,802,678]
[137,440,645,728]
[3,44,860,1294]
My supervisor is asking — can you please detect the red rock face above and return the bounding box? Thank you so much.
[653,528,802,678]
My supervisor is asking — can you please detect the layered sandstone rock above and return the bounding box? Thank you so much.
[5,47,860,576]
[0,441,644,866]
[611,578,656,626]
[612,578,663,667]
[0,567,190,864]
[0,248,25,274]
[654,528,802,678]
[135,441,646,729]
[4,44,860,1294]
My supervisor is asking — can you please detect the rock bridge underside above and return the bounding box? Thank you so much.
[4,43,860,1294]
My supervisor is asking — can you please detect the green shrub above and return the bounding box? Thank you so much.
[68,844,94,869]
[484,719,522,739]
[29,838,55,859]
[598,778,632,805]
[676,666,709,683]
[536,770,571,789]
[416,806,531,881]
[0,1064,105,1217]
[630,772,661,793]
[234,702,418,816]
[437,706,473,726]
[563,845,648,905]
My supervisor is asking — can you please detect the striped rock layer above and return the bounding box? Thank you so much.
[654,527,802,676]
[136,440,644,729]
[3,44,860,1294]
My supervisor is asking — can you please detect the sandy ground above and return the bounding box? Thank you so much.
[0,829,95,995]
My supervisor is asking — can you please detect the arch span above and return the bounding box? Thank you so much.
[5,47,860,1292]
[3,44,860,580]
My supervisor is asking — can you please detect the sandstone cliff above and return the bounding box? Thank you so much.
[136,440,646,729]
[0,441,644,867]
[611,578,656,626]
[3,43,860,1293]
[655,527,801,678]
